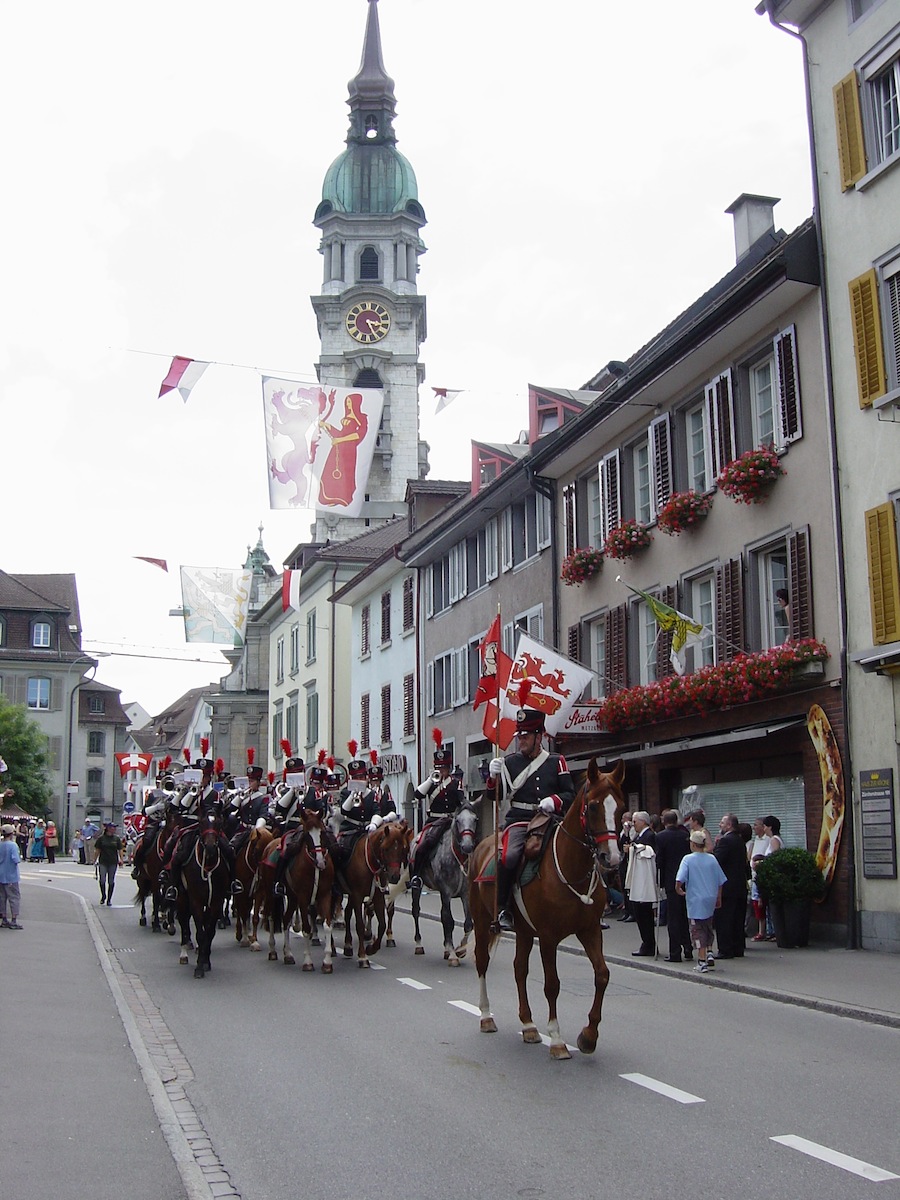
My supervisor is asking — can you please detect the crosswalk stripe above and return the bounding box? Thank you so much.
[771,1135,899,1180]
[620,1073,705,1104]
[397,977,431,990]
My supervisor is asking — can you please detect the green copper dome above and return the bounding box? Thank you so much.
[319,144,422,216]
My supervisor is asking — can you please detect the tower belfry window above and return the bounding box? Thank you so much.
[365,114,378,139]
[359,246,380,280]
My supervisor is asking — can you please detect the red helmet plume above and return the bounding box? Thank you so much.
[347,739,358,758]
[161,755,172,771]
[182,748,191,764]
[327,756,335,771]
[215,758,224,775]
[280,739,293,758]
[200,736,210,758]
[317,748,327,766]
[432,727,443,749]
[369,749,378,765]
[247,747,255,767]
[267,771,275,785]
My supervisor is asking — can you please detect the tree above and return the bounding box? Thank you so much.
[0,694,53,815]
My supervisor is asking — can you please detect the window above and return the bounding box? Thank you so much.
[705,369,736,476]
[427,651,453,714]
[380,684,391,744]
[753,530,812,649]
[634,438,652,524]
[638,601,659,686]
[305,611,316,664]
[402,576,415,632]
[0,617,5,646]
[689,574,716,669]
[851,253,900,408]
[88,695,105,715]
[869,54,900,164]
[358,245,380,280]
[360,692,371,749]
[588,615,607,699]
[747,326,803,449]
[361,605,371,657]
[429,553,453,614]
[750,357,776,449]
[87,769,103,800]
[305,690,319,747]
[272,707,284,759]
[380,591,391,644]
[501,492,551,569]
[599,451,621,541]
[850,0,880,20]
[686,401,711,492]
[448,543,467,604]
[87,731,105,755]
[466,520,499,591]
[32,621,51,648]
[290,623,300,673]
[27,677,50,710]
[587,470,603,548]
[286,695,299,750]
[275,636,284,684]
[503,607,544,658]
[835,36,900,189]
[403,673,415,738]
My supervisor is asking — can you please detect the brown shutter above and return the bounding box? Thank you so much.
[381,591,391,643]
[787,527,813,641]
[716,558,745,662]
[402,576,414,632]
[403,673,415,738]
[656,586,677,679]
[650,415,673,514]
[361,605,371,656]
[833,71,867,191]
[775,326,802,444]
[381,684,391,744]
[866,503,900,644]
[562,483,577,556]
[600,451,621,539]
[706,370,736,474]
[567,622,582,663]
[360,693,370,750]
[849,270,888,407]
[606,603,628,692]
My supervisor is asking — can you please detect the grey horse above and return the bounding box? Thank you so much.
[410,800,479,966]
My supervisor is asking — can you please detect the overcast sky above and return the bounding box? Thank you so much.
[1,0,813,717]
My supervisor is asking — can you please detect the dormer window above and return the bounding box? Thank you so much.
[359,245,380,281]
[32,621,52,648]
[364,114,378,140]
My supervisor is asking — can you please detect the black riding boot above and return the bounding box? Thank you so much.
[495,864,515,932]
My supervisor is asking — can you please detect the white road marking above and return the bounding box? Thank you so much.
[771,1136,899,1181]
[538,1033,579,1053]
[397,977,431,990]
[368,962,387,970]
[620,1072,705,1104]
[448,1000,481,1016]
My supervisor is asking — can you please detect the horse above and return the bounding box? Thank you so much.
[175,815,233,979]
[132,808,178,933]
[410,801,479,966]
[340,820,413,967]
[468,757,625,1059]
[233,822,274,951]
[260,808,337,971]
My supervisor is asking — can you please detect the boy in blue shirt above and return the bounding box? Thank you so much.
[0,822,23,929]
[675,829,726,973]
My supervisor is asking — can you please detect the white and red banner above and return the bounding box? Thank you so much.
[282,569,302,613]
[432,387,462,414]
[158,356,208,403]
[472,615,515,748]
[180,566,252,645]
[262,379,384,517]
[115,752,153,778]
[492,633,594,749]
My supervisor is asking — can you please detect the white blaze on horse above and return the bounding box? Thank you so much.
[468,757,625,1059]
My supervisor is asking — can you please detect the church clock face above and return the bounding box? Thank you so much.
[345,300,391,344]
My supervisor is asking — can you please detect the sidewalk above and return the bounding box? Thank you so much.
[398,887,900,1029]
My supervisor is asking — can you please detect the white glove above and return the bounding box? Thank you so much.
[539,797,557,815]
[341,796,356,813]
[489,757,504,778]
[367,814,384,832]
[416,777,435,797]
[383,811,398,823]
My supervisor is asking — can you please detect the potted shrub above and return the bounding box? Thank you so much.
[754,847,825,948]
[560,546,604,586]
[717,445,786,505]
[656,489,713,535]
[603,519,652,560]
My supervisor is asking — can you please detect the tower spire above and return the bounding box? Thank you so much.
[347,0,397,145]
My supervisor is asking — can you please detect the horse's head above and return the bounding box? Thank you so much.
[576,758,626,867]
[299,805,329,871]
[372,819,413,885]
[452,801,479,859]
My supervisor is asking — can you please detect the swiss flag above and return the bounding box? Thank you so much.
[115,752,153,778]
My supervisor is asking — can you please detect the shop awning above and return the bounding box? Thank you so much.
[565,717,806,770]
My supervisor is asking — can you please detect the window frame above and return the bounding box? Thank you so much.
[32,621,52,649]
[87,730,105,755]
[27,676,50,710]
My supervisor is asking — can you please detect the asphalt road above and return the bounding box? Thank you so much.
[17,867,900,1200]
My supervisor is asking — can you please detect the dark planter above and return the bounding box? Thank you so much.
[769,897,812,948]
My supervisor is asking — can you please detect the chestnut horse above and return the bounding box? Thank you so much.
[262,808,338,972]
[468,758,624,1059]
[233,823,274,951]
[176,815,232,979]
[341,820,413,967]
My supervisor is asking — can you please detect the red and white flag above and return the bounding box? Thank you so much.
[501,633,594,741]
[133,556,168,572]
[158,356,209,403]
[115,752,153,778]
[432,387,462,414]
[473,616,515,748]
[282,569,302,612]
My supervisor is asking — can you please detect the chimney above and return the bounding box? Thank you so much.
[725,193,780,262]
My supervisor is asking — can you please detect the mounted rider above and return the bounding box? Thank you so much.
[487,686,575,931]
[408,728,463,889]
[130,756,176,878]
[272,745,317,897]
[362,751,397,823]
[235,747,270,827]
[159,743,243,902]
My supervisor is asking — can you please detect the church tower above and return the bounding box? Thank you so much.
[310,0,429,543]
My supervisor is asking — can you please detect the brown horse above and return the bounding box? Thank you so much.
[132,809,177,933]
[341,820,413,967]
[468,758,625,1059]
[284,809,337,973]
[233,824,274,951]
[176,816,232,979]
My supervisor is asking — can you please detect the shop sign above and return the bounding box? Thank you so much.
[860,769,897,879]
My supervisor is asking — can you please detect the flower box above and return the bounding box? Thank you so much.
[603,520,652,560]
[560,546,604,587]
[656,489,713,536]
[717,446,786,505]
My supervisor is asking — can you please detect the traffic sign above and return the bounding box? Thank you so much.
[123,800,136,814]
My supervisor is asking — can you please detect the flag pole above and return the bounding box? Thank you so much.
[492,604,502,932]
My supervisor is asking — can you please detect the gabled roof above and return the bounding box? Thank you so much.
[135,684,217,753]
[0,570,77,616]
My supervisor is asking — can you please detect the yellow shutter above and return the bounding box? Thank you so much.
[849,270,888,406]
[865,504,900,645]
[834,71,867,190]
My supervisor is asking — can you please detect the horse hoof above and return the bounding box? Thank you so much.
[179,955,189,965]
[480,1017,498,1033]
[576,1032,598,1055]
[343,948,353,958]
[302,962,315,972]
[167,927,176,937]
[250,942,261,952]
[321,964,333,974]
[139,917,147,927]
[268,951,278,961]
[311,937,321,947]
[386,938,396,949]
[284,955,295,966]
[194,967,205,979]
[358,960,370,969]
[415,946,425,955]
[443,949,450,960]
[522,1027,542,1044]
[152,925,162,934]
[448,956,460,967]
[549,1044,572,1061]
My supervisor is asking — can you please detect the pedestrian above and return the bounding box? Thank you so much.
[686,809,714,851]
[761,815,784,940]
[93,821,124,906]
[713,812,750,958]
[750,854,767,941]
[30,818,47,862]
[80,817,98,865]
[0,823,23,929]
[655,809,692,962]
[675,830,727,974]
[71,830,83,862]
[625,811,658,957]
[15,818,29,862]
[44,819,59,864]
[617,812,635,923]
